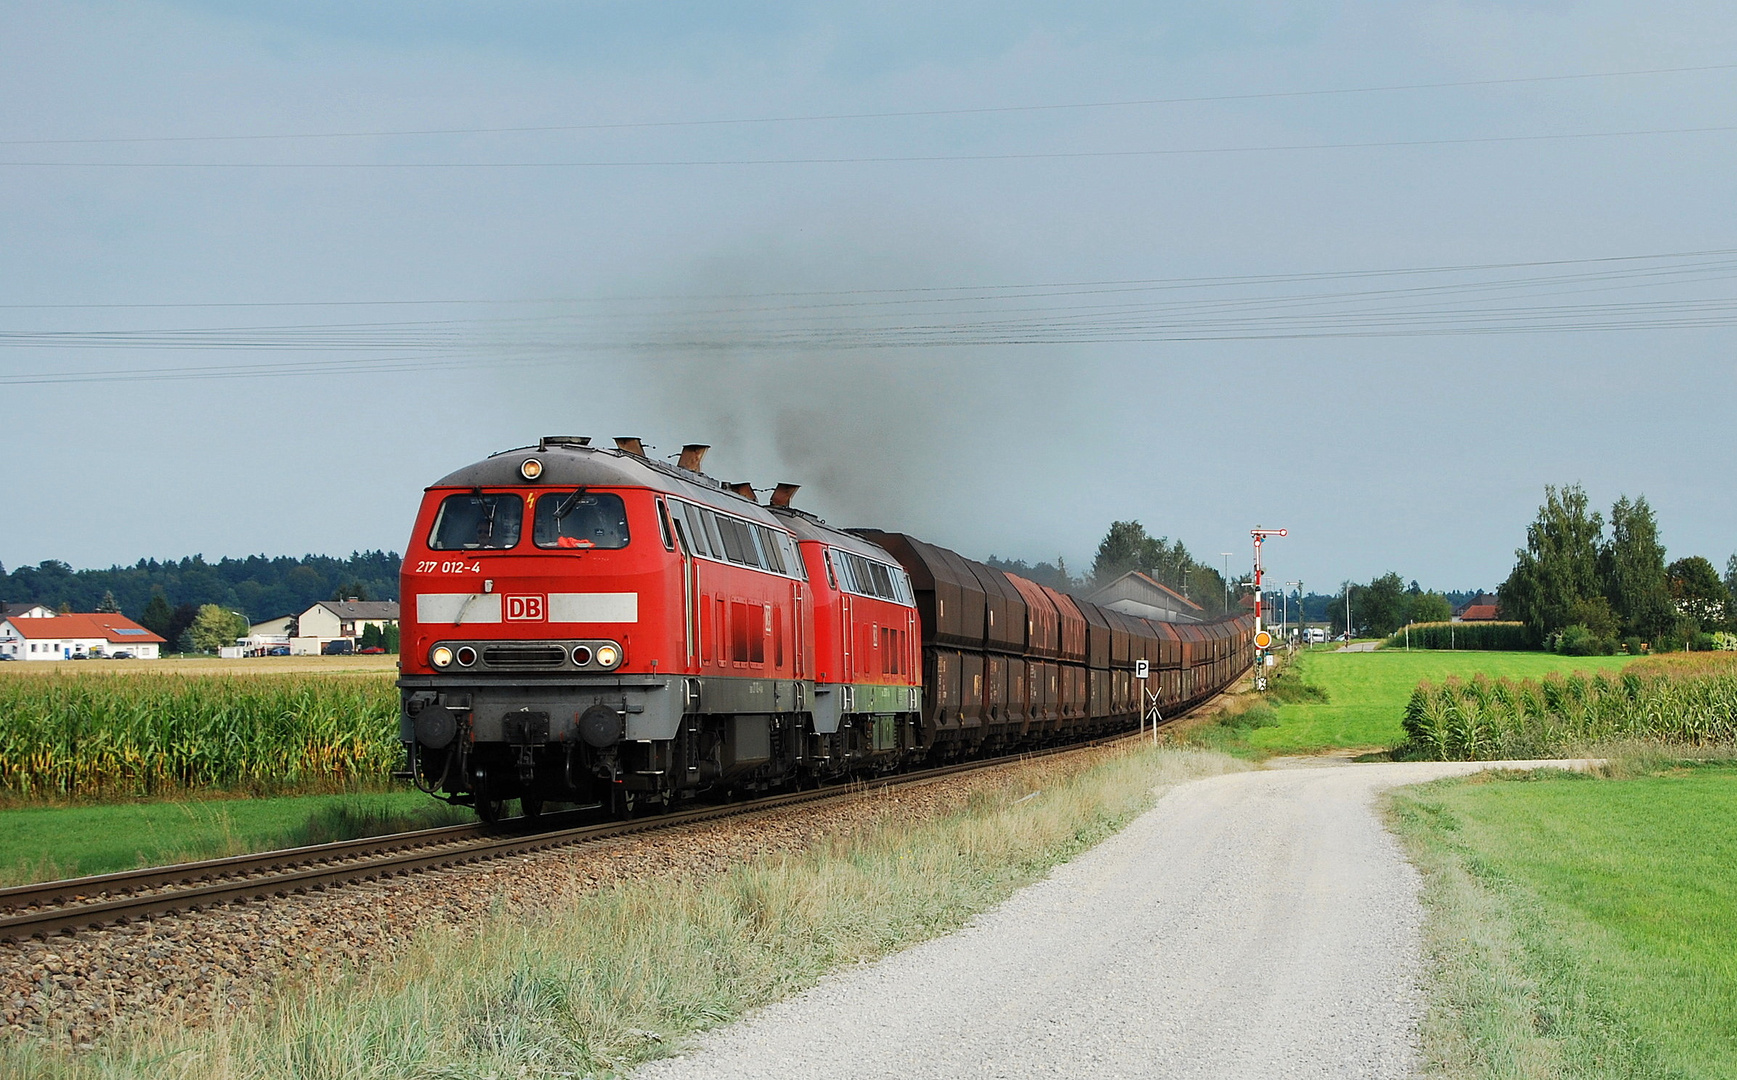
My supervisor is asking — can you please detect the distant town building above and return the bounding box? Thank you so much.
[1085,571,1205,623]
[1453,593,1502,622]
[0,613,166,660]
[290,599,400,654]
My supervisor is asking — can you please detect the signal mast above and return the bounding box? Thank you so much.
[1250,527,1286,687]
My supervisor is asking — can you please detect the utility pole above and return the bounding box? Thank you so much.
[1285,581,1301,642]
[1219,553,1232,613]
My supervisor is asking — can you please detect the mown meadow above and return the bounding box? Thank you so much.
[1391,764,1737,1079]
[1185,647,1630,755]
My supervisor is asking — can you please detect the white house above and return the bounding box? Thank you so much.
[0,613,166,660]
[1,602,56,620]
[291,600,400,653]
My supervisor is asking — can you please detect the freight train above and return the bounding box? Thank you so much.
[398,437,1255,820]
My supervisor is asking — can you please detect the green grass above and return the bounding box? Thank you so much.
[1236,650,1631,753]
[1389,764,1737,1078]
[3,743,1245,1076]
[0,790,468,886]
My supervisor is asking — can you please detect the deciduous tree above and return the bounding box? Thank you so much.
[1499,484,1605,638]
[190,604,249,653]
[1602,495,1675,642]
[1667,556,1729,631]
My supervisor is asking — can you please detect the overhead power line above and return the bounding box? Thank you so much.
[3,124,1735,169]
[6,247,1737,385]
[2,246,1732,311]
[1,61,1732,147]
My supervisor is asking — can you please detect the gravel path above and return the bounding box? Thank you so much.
[636,759,1595,1080]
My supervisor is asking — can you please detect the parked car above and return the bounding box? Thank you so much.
[322,639,355,656]
[110,651,133,660]
[358,645,386,655]
[267,645,291,656]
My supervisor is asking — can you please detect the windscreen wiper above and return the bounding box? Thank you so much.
[553,487,589,521]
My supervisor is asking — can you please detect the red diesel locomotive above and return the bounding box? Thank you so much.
[399,437,1254,819]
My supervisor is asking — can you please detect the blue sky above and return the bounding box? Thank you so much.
[3,1,1735,594]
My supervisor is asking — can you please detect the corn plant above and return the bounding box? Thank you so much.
[1401,664,1737,760]
[0,672,400,798]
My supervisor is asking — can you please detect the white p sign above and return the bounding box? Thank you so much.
[1135,659,1150,679]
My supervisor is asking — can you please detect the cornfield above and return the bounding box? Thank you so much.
[1384,621,1536,651]
[0,671,400,799]
[1401,667,1737,761]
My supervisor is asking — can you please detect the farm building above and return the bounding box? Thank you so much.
[1085,571,1206,623]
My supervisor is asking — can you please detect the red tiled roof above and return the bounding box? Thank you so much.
[0,613,166,643]
[1460,604,1500,621]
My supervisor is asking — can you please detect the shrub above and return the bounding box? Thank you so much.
[1556,624,1613,657]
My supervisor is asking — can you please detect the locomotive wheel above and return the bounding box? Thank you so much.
[475,794,508,824]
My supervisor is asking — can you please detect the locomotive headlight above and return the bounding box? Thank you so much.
[519,457,543,481]
[430,645,454,668]
[594,643,621,668]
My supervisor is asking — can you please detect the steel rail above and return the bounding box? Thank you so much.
[0,727,1162,942]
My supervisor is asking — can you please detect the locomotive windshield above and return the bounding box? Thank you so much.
[428,493,523,550]
[534,491,630,550]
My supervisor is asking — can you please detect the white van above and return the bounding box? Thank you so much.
[1304,627,1326,644]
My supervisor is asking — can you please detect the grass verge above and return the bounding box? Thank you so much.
[3,742,1244,1078]
[0,791,469,886]
[1387,763,1737,1079]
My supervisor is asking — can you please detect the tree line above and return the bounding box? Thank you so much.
[1328,575,1457,639]
[1498,485,1734,654]
[988,520,1236,615]
[0,552,401,643]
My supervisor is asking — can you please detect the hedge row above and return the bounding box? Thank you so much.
[1384,621,1537,651]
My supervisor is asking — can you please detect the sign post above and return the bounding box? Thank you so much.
[1136,659,1158,744]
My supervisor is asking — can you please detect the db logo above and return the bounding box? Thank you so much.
[505,595,546,621]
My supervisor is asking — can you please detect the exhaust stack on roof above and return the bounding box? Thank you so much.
[729,482,757,502]
[539,435,590,450]
[770,483,800,508]
[677,444,710,471]
[613,437,645,457]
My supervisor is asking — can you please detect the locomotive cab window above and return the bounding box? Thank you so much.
[533,491,630,550]
[427,493,524,550]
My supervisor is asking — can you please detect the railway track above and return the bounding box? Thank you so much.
[0,732,1156,942]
